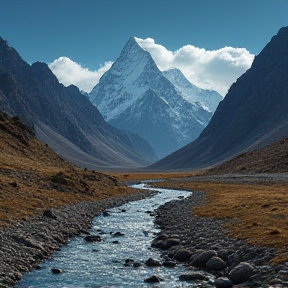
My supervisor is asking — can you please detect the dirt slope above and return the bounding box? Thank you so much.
[0,111,134,228]
[206,138,288,175]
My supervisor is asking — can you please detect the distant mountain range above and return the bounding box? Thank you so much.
[0,37,156,169]
[89,37,222,159]
[150,26,288,170]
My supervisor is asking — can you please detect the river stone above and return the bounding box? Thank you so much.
[151,239,164,248]
[145,258,162,267]
[190,250,217,268]
[133,262,141,268]
[43,208,57,219]
[214,277,234,288]
[154,233,169,241]
[228,262,254,284]
[163,260,176,268]
[174,249,192,262]
[164,238,181,249]
[206,256,227,271]
[102,211,110,217]
[124,259,134,267]
[51,268,62,274]
[144,274,163,283]
[179,272,208,281]
[84,235,101,242]
[113,232,125,237]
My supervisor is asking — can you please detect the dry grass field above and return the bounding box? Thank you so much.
[0,113,135,228]
[150,179,288,263]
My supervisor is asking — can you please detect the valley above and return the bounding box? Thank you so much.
[0,10,287,287]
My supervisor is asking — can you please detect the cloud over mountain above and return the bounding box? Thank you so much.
[135,37,254,96]
[49,57,112,93]
[49,37,254,96]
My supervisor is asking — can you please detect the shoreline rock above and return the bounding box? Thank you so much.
[152,191,288,287]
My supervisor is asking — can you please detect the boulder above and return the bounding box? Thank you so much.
[43,209,57,220]
[164,238,181,249]
[144,274,163,283]
[206,256,227,271]
[113,232,125,237]
[228,262,254,284]
[163,260,176,268]
[51,268,62,274]
[214,277,234,288]
[179,272,208,281]
[190,250,217,268]
[145,258,162,267]
[84,235,101,242]
[174,249,192,262]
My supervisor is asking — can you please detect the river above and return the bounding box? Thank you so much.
[16,183,194,288]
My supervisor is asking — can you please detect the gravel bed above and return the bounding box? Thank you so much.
[0,189,156,287]
[151,190,288,287]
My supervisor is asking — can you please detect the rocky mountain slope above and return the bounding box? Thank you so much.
[0,37,156,169]
[150,26,288,170]
[205,138,288,175]
[89,37,222,159]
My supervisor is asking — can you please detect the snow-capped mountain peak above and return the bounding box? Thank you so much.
[88,37,222,158]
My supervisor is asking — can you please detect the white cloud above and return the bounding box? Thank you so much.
[48,57,113,93]
[49,38,254,96]
[135,37,254,96]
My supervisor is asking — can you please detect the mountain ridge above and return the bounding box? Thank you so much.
[0,36,156,169]
[150,26,288,171]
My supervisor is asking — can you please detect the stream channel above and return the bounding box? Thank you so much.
[17,183,194,288]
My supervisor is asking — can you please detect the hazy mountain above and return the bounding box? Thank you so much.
[0,36,156,169]
[150,26,288,170]
[89,37,222,159]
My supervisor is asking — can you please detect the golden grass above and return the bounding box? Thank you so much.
[0,115,136,228]
[150,179,288,263]
[110,171,201,181]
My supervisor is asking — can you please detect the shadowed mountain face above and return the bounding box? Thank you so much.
[150,26,288,171]
[0,37,156,169]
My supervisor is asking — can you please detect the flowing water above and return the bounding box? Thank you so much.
[17,183,193,288]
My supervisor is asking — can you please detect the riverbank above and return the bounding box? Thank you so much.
[0,188,156,287]
[2,173,288,287]
[148,173,288,287]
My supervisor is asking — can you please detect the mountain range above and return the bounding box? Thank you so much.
[0,37,156,169]
[89,37,222,159]
[150,26,288,171]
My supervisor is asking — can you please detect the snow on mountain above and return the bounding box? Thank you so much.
[89,37,221,159]
[163,68,223,113]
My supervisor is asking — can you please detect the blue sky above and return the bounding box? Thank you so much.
[0,0,287,95]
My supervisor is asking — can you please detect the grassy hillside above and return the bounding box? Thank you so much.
[0,111,134,228]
